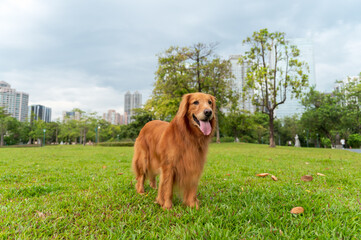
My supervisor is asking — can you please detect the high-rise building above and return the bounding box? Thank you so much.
[62,110,82,122]
[275,38,316,119]
[124,91,142,123]
[28,105,52,123]
[103,109,126,125]
[229,55,256,113]
[0,81,29,122]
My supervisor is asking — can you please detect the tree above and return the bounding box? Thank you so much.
[241,29,309,147]
[301,86,342,145]
[334,74,361,133]
[223,110,255,141]
[0,108,17,146]
[146,43,238,142]
[125,109,154,140]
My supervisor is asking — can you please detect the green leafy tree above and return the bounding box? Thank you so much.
[0,108,18,146]
[301,86,342,145]
[146,42,238,142]
[252,112,269,144]
[335,74,361,133]
[28,120,47,145]
[124,109,154,140]
[241,29,309,147]
[223,110,255,141]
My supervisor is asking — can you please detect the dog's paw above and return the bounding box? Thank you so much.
[155,197,164,206]
[186,198,199,209]
[162,200,172,210]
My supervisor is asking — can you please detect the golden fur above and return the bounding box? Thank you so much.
[132,92,216,209]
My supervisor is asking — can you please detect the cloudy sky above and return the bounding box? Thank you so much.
[1,0,360,120]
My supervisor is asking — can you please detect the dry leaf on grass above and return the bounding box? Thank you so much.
[301,175,313,182]
[317,173,326,176]
[36,211,46,219]
[117,172,124,175]
[256,173,269,177]
[290,206,304,214]
[271,175,278,181]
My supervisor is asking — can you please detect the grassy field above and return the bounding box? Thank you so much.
[0,143,361,239]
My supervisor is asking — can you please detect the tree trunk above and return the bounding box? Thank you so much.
[216,122,220,144]
[55,128,58,144]
[0,133,4,146]
[269,111,276,148]
[83,129,86,146]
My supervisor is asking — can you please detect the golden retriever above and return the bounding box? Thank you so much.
[132,92,216,209]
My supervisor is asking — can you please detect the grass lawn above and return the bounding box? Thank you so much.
[1,143,361,239]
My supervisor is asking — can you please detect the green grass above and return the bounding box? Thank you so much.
[1,143,361,239]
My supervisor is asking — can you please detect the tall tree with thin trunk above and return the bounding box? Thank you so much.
[241,29,309,147]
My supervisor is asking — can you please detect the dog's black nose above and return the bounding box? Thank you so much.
[204,109,212,117]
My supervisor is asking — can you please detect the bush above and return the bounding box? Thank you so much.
[96,142,134,147]
[321,137,331,148]
[347,134,361,148]
[0,144,42,148]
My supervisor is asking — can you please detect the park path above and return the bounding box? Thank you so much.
[346,149,361,153]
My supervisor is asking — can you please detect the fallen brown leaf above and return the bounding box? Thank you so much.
[256,173,269,177]
[271,175,278,181]
[317,173,326,176]
[117,172,124,175]
[301,175,313,182]
[36,210,46,219]
[290,206,304,214]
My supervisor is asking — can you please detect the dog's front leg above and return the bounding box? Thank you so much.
[183,183,199,209]
[156,164,174,209]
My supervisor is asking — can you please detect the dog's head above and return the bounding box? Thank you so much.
[176,92,216,136]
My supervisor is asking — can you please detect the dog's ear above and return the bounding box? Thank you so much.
[176,93,191,118]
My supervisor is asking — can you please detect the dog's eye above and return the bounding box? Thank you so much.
[208,100,212,105]
[193,101,199,105]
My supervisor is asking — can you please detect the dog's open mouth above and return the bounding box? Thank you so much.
[192,114,212,136]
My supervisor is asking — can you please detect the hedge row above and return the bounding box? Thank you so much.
[96,142,134,147]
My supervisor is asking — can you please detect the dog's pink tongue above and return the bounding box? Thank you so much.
[200,121,212,136]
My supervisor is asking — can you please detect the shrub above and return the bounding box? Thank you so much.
[347,134,361,148]
[321,137,331,148]
[96,142,134,147]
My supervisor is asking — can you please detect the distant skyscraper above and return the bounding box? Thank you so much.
[102,109,125,125]
[0,81,29,122]
[124,91,142,123]
[229,55,256,113]
[28,105,52,123]
[62,110,81,122]
[275,38,316,119]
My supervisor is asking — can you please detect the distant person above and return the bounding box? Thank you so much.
[340,138,345,148]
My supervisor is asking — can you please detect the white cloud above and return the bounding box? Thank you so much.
[0,0,52,49]
[1,0,361,120]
